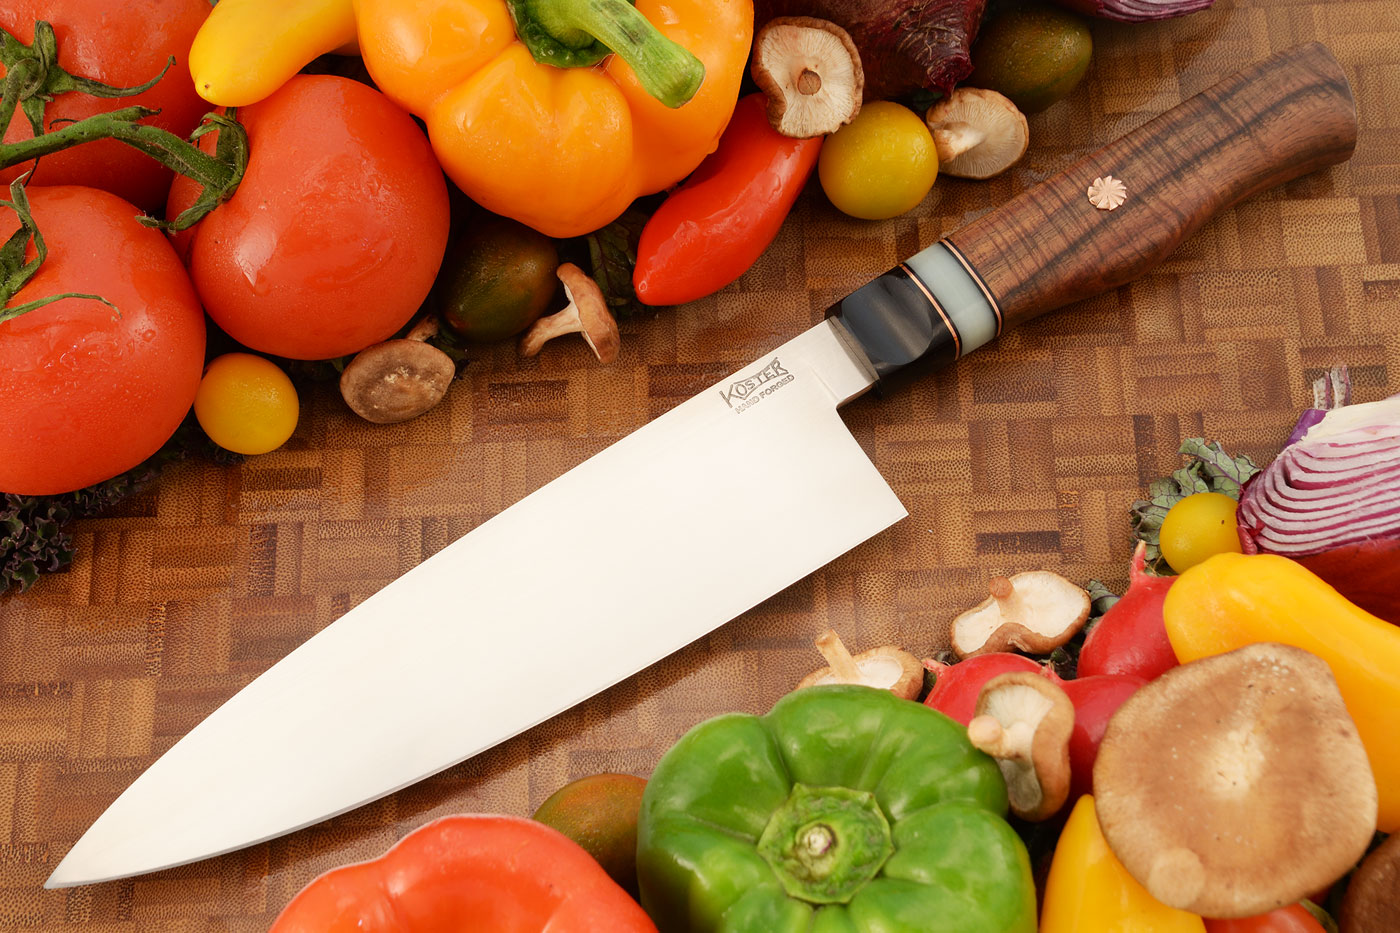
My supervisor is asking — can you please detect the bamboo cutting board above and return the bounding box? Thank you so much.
[2,0,1399,926]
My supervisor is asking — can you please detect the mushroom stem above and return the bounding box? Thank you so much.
[519,263,620,364]
[967,714,1041,764]
[815,629,864,683]
[404,314,440,343]
[796,68,822,95]
[988,575,1017,613]
[519,310,584,358]
[931,121,988,162]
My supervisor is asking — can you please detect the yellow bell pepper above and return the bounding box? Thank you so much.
[1164,552,1400,831]
[189,0,358,107]
[354,0,753,237]
[1041,795,1206,933]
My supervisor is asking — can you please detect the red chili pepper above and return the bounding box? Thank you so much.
[1203,903,1327,932]
[633,93,822,306]
[1078,542,1179,681]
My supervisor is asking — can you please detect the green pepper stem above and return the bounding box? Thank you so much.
[799,824,835,859]
[512,0,704,108]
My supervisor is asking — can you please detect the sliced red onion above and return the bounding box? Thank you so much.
[1285,365,1353,446]
[1238,393,1400,558]
[1051,0,1214,22]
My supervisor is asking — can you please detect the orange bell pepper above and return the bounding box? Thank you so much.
[354,0,753,237]
[269,814,658,932]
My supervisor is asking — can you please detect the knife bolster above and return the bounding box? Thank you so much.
[825,242,1001,382]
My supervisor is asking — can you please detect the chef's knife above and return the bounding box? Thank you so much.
[47,42,1355,888]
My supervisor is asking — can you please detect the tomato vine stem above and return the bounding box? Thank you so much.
[0,21,249,232]
[0,21,174,141]
[0,175,117,324]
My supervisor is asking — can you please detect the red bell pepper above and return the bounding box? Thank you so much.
[923,652,1052,725]
[1060,672,1146,802]
[633,92,821,306]
[269,814,657,932]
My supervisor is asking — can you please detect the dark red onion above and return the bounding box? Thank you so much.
[1051,0,1214,22]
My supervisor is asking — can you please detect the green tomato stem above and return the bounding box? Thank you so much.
[1,22,173,139]
[1,21,246,235]
[0,176,117,325]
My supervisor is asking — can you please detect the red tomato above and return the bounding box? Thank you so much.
[0,186,206,495]
[0,0,211,214]
[1203,903,1327,932]
[169,75,450,361]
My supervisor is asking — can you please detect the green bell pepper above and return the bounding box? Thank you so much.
[636,685,1038,933]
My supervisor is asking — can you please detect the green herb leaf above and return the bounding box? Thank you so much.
[1129,438,1260,573]
[1,413,239,594]
[581,206,651,317]
[1046,579,1119,680]
[1178,437,1259,496]
[1301,900,1339,933]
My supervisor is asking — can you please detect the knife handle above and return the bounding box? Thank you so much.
[827,42,1357,381]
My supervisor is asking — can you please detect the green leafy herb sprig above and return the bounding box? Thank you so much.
[575,197,664,318]
[1,415,240,594]
[1045,579,1120,680]
[1129,437,1260,574]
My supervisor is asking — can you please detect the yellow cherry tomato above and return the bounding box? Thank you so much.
[1158,491,1243,574]
[194,353,300,455]
[818,101,939,220]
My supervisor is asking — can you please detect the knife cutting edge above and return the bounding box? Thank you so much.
[47,41,1356,887]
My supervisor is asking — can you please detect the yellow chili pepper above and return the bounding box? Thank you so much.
[189,0,358,107]
[1040,795,1206,933]
[354,0,753,237]
[1164,552,1400,831]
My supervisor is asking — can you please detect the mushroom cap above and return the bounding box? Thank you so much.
[751,17,864,138]
[967,671,1074,821]
[797,645,925,700]
[951,570,1090,658]
[1340,831,1400,933]
[339,338,456,424]
[1093,642,1378,918]
[925,88,1028,179]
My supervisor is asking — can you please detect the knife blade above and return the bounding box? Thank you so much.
[47,41,1356,888]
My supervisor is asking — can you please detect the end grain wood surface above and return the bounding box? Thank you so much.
[3,0,1399,926]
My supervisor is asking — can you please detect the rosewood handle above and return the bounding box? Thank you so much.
[949,41,1356,327]
[826,43,1356,383]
